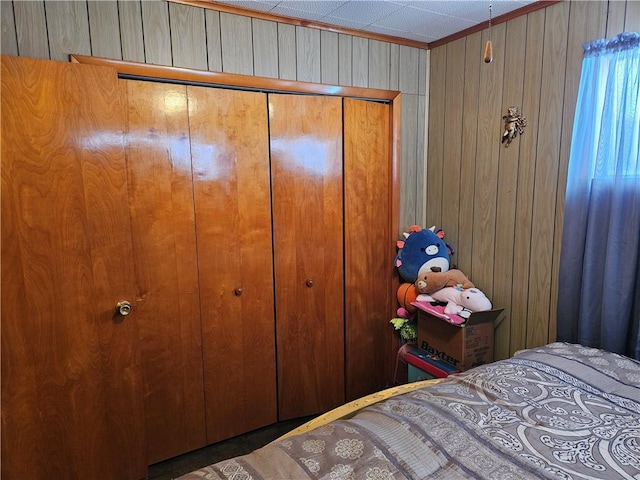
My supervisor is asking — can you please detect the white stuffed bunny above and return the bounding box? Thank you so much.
[417,287,492,315]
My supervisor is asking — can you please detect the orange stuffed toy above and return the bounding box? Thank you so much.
[396,283,418,313]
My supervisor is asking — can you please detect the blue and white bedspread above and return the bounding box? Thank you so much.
[180,343,640,479]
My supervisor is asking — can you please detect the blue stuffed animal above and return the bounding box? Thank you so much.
[395,225,452,283]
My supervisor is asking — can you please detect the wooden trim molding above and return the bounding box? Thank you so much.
[273,378,443,442]
[388,93,402,384]
[429,0,563,48]
[69,56,401,221]
[70,55,400,102]
[169,0,430,50]
[169,0,561,51]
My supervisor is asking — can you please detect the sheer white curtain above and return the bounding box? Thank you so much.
[557,32,640,359]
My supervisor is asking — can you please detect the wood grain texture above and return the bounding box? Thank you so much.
[457,31,482,274]
[169,2,207,70]
[400,94,419,229]
[338,33,352,86]
[423,6,614,359]
[606,0,626,38]
[13,1,49,58]
[626,0,640,31]
[470,22,506,294]
[429,1,561,49]
[4,4,637,324]
[190,87,277,443]
[141,0,172,66]
[87,1,122,59]
[205,9,222,71]
[352,36,369,87]
[253,18,278,78]
[390,96,403,267]
[344,98,393,400]
[388,43,400,91]
[441,38,465,262]
[419,48,428,96]
[269,93,345,420]
[427,2,630,359]
[278,23,296,80]
[426,45,445,228]
[3,0,634,472]
[72,55,400,101]
[416,94,427,226]
[44,0,91,61]
[220,12,253,74]
[321,30,339,85]
[493,15,527,360]
[510,8,545,355]
[527,1,569,348]
[369,40,390,90]
[296,26,321,83]
[1,2,17,56]
[169,0,428,49]
[1,55,145,480]
[121,80,206,464]
[118,0,146,63]
[399,45,419,94]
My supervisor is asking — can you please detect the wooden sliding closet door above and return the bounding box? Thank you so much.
[344,98,393,400]
[189,86,277,443]
[1,56,146,480]
[120,80,206,464]
[269,94,345,420]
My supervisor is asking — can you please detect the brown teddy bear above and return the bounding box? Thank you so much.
[414,268,474,294]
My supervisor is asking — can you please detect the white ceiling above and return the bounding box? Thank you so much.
[213,0,537,44]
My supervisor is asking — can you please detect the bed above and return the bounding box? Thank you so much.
[178,343,640,479]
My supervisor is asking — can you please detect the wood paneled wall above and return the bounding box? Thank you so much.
[427,0,640,359]
[0,0,428,230]
[4,0,638,361]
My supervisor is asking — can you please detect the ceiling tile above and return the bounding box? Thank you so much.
[272,1,348,17]
[213,0,280,13]
[207,0,541,44]
[320,14,370,30]
[374,7,475,38]
[366,24,435,43]
[405,0,535,23]
[325,1,405,26]
[270,4,327,21]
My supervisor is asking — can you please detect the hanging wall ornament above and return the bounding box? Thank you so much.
[483,3,493,63]
[501,107,527,147]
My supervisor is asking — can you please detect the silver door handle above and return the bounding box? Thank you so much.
[116,300,132,316]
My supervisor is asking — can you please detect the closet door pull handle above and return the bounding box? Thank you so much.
[306,279,314,288]
[234,288,243,296]
[115,300,132,316]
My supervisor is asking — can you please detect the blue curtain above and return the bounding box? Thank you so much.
[557,32,640,359]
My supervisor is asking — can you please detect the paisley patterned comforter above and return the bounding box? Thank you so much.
[179,343,640,479]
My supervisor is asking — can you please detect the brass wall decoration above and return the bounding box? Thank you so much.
[502,106,527,147]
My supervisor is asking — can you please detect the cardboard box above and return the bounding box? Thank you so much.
[412,301,504,371]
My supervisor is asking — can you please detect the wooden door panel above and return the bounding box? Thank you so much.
[189,86,277,443]
[344,98,394,400]
[121,79,206,463]
[1,56,145,480]
[269,94,345,420]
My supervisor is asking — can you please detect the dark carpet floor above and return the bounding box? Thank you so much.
[147,416,314,479]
